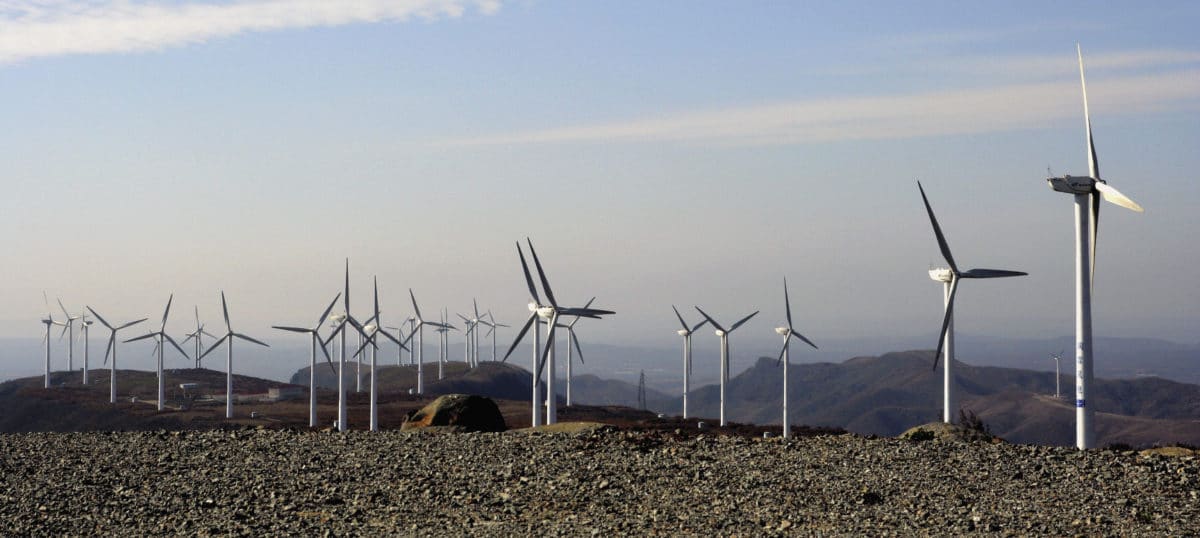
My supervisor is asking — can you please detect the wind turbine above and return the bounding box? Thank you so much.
[501,239,613,426]
[918,181,1026,424]
[556,297,593,407]
[694,306,758,427]
[79,314,93,385]
[438,310,456,373]
[39,293,64,388]
[1046,45,1144,450]
[481,311,508,363]
[86,307,146,403]
[125,295,190,411]
[350,278,409,431]
[272,293,340,428]
[318,259,362,431]
[671,305,708,419]
[1049,349,1065,400]
[773,279,818,440]
[405,289,451,394]
[181,306,218,369]
[56,299,80,374]
[199,292,270,419]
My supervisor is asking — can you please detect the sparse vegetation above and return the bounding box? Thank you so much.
[907,429,935,442]
[958,408,990,436]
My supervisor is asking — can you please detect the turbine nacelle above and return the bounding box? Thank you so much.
[928,267,953,282]
[676,329,689,336]
[774,327,790,336]
[713,329,726,337]
[1047,174,1098,195]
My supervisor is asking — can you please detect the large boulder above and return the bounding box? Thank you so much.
[401,394,507,432]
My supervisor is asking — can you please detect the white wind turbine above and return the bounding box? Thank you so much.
[1045,45,1143,450]
[555,297,593,407]
[78,314,93,385]
[1049,349,1065,400]
[56,299,80,375]
[773,279,818,440]
[481,311,508,363]
[458,301,486,368]
[125,295,190,411]
[918,181,1026,424]
[404,289,452,394]
[351,278,410,431]
[180,306,219,369]
[39,293,64,388]
[916,182,1022,422]
[671,305,708,419]
[198,292,270,419]
[694,306,758,427]
[86,306,147,403]
[272,293,341,428]
[438,310,457,373]
[502,239,613,426]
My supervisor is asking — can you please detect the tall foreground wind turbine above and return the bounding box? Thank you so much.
[272,293,340,428]
[503,239,613,427]
[125,295,189,411]
[774,279,818,440]
[79,315,93,384]
[352,278,409,432]
[1045,45,1143,449]
[40,294,63,388]
[918,181,1026,423]
[671,306,707,419]
[695,307,757,427]
[199,292,269,419]
[86,307,146,403]
[406,289,451,394]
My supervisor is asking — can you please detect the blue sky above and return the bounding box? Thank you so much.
[2,0,1198,363]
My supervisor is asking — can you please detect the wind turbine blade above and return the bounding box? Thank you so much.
[272,326,311,333]
[931,277,960,371]
[536,314,558,377]
[1094,181,1143,212]
[960,268,1028,279]
[1078,44,1100,181]
[317,334,333,364]
[671,305,689,331]
[516,242,541,304]
[457,313,471,323]
[124,333,157,343]
[199,335,229,361]
[729,311,759,332]
[321,321,345,347]
[526,239,558,307]
[58,322,69,340]
[789,330,819,350]
[181,333,196,345]
[194,305,200,330]
[57,298,71,321]
[87,307,113,330]
[409,289,423,322]
[317,293,341,329]
[117,319,148,331]
[570,328,584,364]
[784,278,794,327]
[344,258,350,312]
[351,334,376,359]
[164,334,190,359]
[473,298,480,320]
[693,307,725,333]
[917,181,959,273]
[233,333,270,348]
[373,276,380,319]
[501,313,538,363]
[776,339,789,366]
[377,327,407,351]
[220,291,231,332]
[103,335,115,365]
[161,294,174,330]
[691,318,708,332]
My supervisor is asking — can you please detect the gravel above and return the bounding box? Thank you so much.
[1,428,1197,536]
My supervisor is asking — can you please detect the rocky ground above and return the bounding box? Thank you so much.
[1,428,1197,536]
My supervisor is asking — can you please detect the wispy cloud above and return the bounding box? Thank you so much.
[442,65,1200,148]
[0,0,501,65]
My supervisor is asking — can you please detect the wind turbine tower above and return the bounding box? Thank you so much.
[695,306,758,427]
[671,305,707,419]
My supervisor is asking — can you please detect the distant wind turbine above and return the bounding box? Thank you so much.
[695,306,758,427]
[1045,45,1144,450]
[405,289,451,394]
[556,297,593,407]
[56,298,80,375]
[40,292,64,388]
[272,293,340,428]
[86,306,146,403]
[1049,349,1065,400]
[78,314,93,385]
[125,295,190,411]
[481,310,508,363]
[199,292,269,419]
[773,279,818,440]
[918,181,1026,424]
